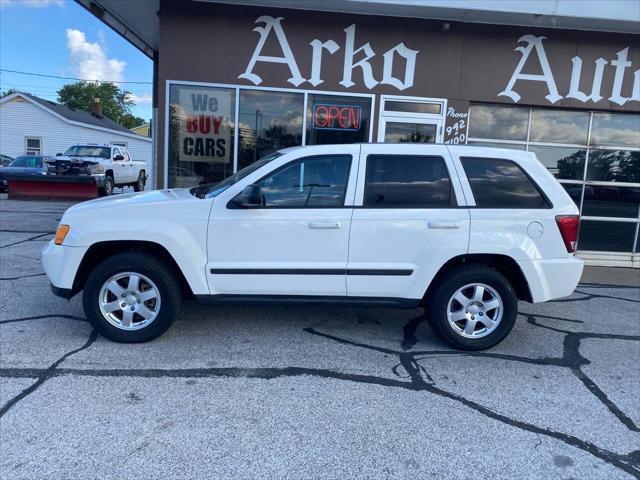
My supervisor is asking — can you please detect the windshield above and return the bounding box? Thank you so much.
[189,152,283,199]
[64,146,111,159]
[10,156,43,168]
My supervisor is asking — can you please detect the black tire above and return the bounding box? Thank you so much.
[82,252,181,342]
[133,171,146,192]
[99,174,114,196]
[427,264,517,351]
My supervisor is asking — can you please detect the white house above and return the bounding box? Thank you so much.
[0,92,153,187]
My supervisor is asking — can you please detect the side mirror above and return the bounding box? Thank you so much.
[230,184,263,208]
[56,153,62,156]
[114,154,125,161]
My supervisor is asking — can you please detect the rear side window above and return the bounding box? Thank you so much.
[461,157,550,208]
[364,155,452,208]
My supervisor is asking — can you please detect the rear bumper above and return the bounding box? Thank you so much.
[41,241,88,295]
[518,257,584,303]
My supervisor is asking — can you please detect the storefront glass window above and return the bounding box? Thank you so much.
[582,186,640,218]
[466,141,526,150]
[168,84,235,188]
[529,109,589,144]
[578,221,637,252]
[466,104,640,254]
[586,150,640,183]
[528,146,586,180]
[468,104,528,141]
[590,113,640,148]
[237,90,304,171]
[305,94,372,145]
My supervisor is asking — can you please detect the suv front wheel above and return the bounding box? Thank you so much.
[427,265,517,350]
[83,252,181,342]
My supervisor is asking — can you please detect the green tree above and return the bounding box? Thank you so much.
[0,88,20,98]
[57,81,134,123]
[120,113,146,129]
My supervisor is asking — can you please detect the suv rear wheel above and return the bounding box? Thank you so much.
[427,265,517,350]
[82,252,181,342]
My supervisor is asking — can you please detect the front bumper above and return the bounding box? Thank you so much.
[518,256,584,303]
[41,241,89,296]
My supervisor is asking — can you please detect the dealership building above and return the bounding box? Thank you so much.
[80,0,639,266]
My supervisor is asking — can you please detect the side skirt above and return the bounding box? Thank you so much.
[195,294,421,309]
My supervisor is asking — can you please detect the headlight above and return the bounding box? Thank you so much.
[88,164,105,174]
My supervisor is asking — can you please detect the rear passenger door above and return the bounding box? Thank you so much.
[347,144,469,301]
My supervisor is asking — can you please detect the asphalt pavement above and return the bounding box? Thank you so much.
[1,195,639,479]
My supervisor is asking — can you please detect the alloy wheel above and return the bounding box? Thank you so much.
[446,283,503,339]
[98,272,161,330]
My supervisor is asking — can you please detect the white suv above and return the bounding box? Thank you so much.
[42,144,583,350]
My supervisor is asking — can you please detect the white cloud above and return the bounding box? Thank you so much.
[128,93,152,105]
[0,0,64,7]
[65,28,126,82]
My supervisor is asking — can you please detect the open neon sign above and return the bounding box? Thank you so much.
[312,104,362,131]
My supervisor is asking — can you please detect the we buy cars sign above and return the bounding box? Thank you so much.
[179,88,231,164]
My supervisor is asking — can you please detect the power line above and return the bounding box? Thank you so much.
[0,68,152,85]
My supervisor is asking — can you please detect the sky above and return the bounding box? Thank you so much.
[0,0,152,122]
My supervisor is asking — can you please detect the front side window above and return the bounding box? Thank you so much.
[461,157,549,208]
[364,155,452,208]
[256,155,351,208]
[113,148,121,159]
[25,137,41,155]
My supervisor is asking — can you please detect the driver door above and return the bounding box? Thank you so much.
[206,145,360,297]
[112,148,130,183]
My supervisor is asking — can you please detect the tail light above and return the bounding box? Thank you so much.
[555,215,580,253]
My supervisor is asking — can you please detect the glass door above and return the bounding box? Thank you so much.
[377,96,446,143]
[379,118,442,143]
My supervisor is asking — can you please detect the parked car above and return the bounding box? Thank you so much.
[42,144,583,350]
[0,154,13,167]
[0,155,49,192]
[48,144,147,196]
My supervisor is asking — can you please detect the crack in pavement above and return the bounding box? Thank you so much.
[0,273,46,281]
[0,233,53,249]
[0,329,97,417]
[0,285,638,476]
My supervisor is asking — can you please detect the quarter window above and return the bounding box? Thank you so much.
[364,155,452,208]
[461,157,549,209]
[256,155,351,208]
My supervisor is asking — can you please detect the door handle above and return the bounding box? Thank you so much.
[428,221,461,229]
[308,221,341,229]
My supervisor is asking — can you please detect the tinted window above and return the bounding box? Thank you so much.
[364,155,451,208]
[586,150,640,183]
[256,155,351,207]
[468,104,528,141]
[306,94,372,145]
[461,157,549,208]
[590,113,640,147]
[529,109,590,144]
[11,156,42,168]
[578,220,636,252]
[528,146,586,180]
[582,186,640,218]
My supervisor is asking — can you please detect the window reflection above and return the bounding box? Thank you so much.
[237,90,304,171]
[590,113,640,148]
[578,220,636,252]
[582,186,640,218]
[384,122,437,143]
[528,146,586,180]
[468,104,528,141]
[586,150,640,183]
[560,183,582,208]
[530,109,589,144]
[466,141,526,150]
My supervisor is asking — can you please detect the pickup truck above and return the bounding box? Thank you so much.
[46,144,147,196]
[42,144,583,350]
